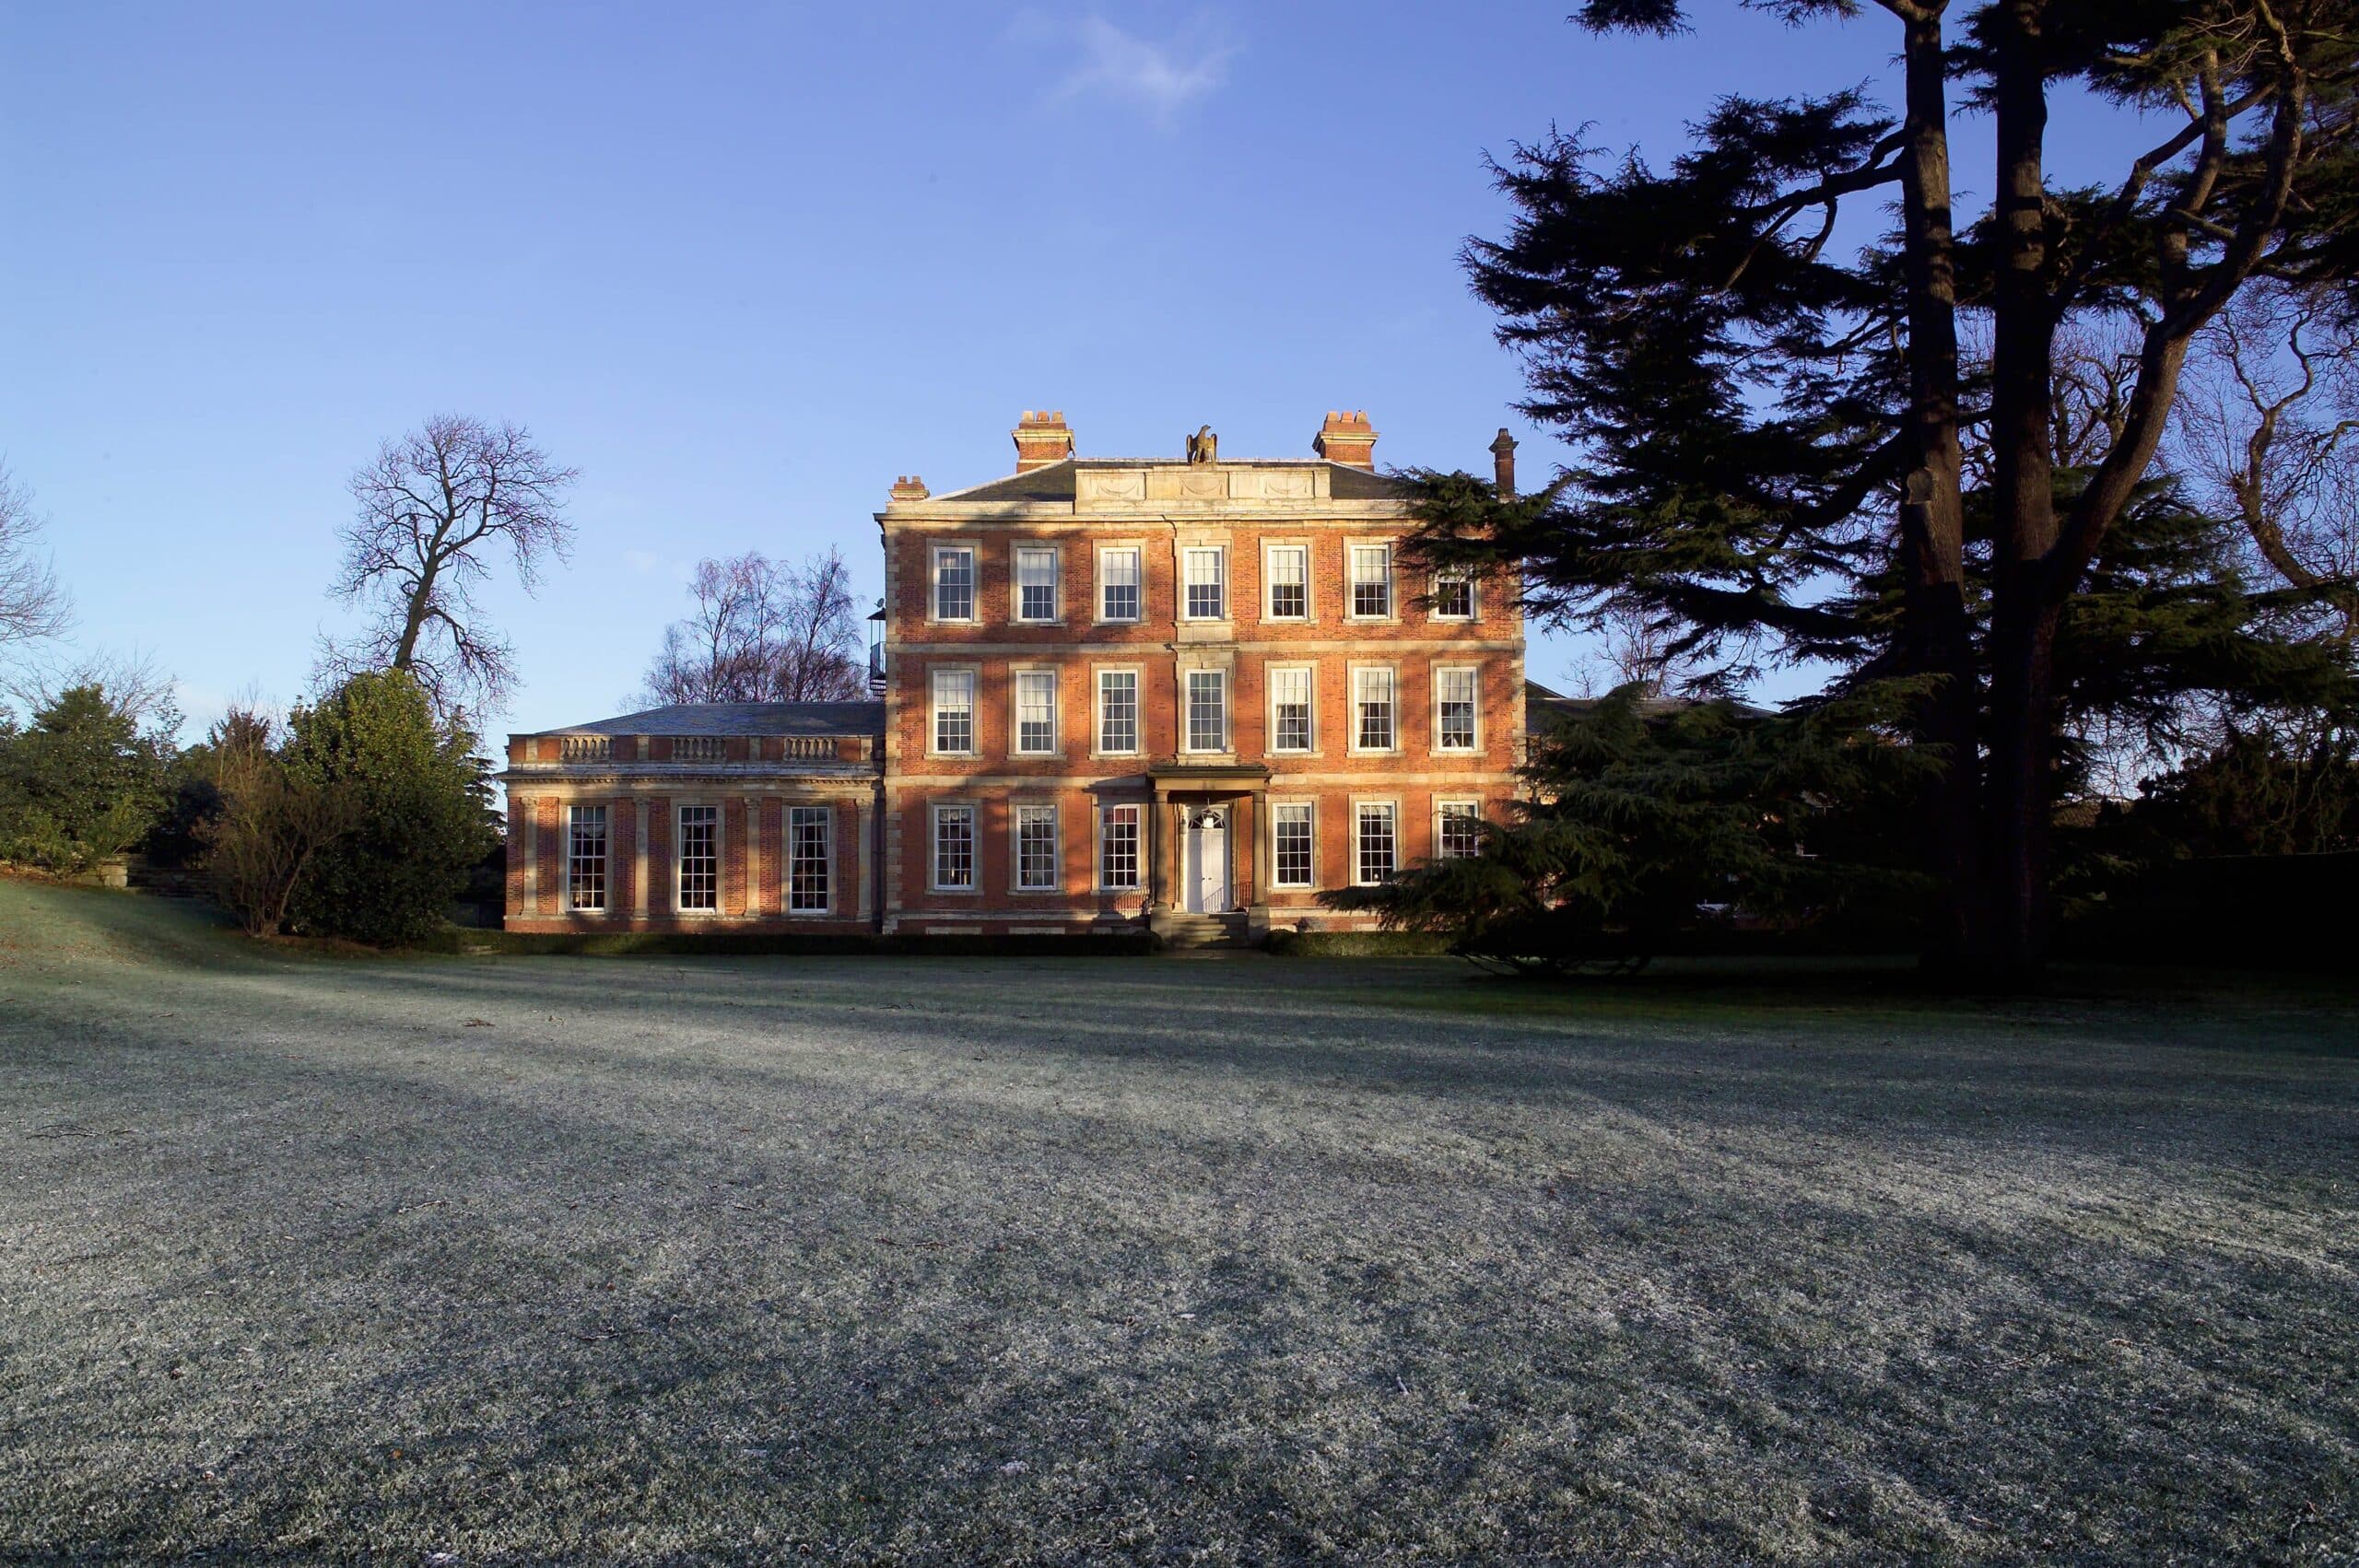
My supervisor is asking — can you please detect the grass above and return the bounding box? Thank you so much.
[2,879,2355,1563]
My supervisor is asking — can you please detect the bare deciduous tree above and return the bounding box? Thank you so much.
[320,415,578,720]
[637,548,864,706]
[2175,287,2359,637]
[5,648,180,738]
[0,462,72,658]
[1568,600,1712,699]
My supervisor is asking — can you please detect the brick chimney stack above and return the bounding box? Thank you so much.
[1012,410,1074,473]
[1313,409,1378,469]
[1490,427,1518,497]
[888,474,930,502]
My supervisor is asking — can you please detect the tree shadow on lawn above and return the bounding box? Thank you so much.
[199,951,2359,1183]
[7,981,2357,1562]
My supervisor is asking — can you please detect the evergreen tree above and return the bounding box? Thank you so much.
[2127,726,2359,857]
[1328,684,1931,971]
[282,669,495,942]
[0,685,170,872]
[1403,0,2359,983]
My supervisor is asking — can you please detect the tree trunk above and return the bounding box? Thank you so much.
[1891,1,1984,979]
[392,556,440,673]
[1984,0,2060,985]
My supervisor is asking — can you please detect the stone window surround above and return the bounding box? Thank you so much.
[928,541,980,625]
[1180,542,1228,625]
[1347,660,1402,757]
[1430,567,1478,622]
[1264,661,1319,756]
[927,662,981,759]
[1434,796,1485,861]
[1344,535,1401,626]
[1095,799,1146,893]
[1008,796,1062,895]
[1093,540,1146,625]
[1181,666,1231,755]
[930,799,980,895]
[1268,796,1318,891]
[1091,662,1144,759]
[1351,794,1402,887]
[1260,537,1314,624]
[1009,663,1061,758]
[1431,661,1483,756]
[1010,540,1063,626]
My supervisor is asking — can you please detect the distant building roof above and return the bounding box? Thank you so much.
[928,458,1408,506]
[1524,679,1770,730]
[538,701,883,739]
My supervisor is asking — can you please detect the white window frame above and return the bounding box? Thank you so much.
[787,803,833,915]
[1352,799,1400,887]
[1096,544,1144,625]
[928,664,980,757]
[1350,662,1399,755]
[1094,666,1141,757]
[567,803,608,914]
[1011,665,1060,756]
[1265,663,1316,755]
[1346,539,1395,622]
[1435,799,1484,860]
[1097,802,1144,892]
[1012,543,1061,625]
[1182,667,1229,755]
[931,802,978,893]
[1181,545,1226,623]
[1262,540,1311,622]
[930,543,978,624]
[1431,568,1477,621]
[1011,801,1060,893]
[1270,800,1316,890]
[676,802,722,915]
[1433,664,1481,755]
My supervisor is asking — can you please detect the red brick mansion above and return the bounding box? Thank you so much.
[499,411,1536,945]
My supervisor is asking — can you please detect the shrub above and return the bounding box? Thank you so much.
[0,685,170,873]
[195,709,361,937]
[281,671,496,943]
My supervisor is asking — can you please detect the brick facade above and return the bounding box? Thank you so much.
[498,411,1526,942]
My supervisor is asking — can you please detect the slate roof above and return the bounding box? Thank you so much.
[931,459,1408,506]
[540,701,884,739]
[1524,679,1772,729]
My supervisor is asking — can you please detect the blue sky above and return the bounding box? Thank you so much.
[1,3,2160,738]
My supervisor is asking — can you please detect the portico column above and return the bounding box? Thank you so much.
[1250,789,1267,902]
[1148,787,1169,911]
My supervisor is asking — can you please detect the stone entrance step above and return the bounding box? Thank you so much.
[1155,912,1254,951]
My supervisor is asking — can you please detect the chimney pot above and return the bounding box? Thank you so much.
[1313,408,1379,469]
[1011,408,1075,473]
[1489,427,1518,497]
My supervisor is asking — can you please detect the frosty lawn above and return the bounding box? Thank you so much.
[3,881,2354,1562]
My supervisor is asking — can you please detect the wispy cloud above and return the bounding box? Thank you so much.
[1037,14,1236,123]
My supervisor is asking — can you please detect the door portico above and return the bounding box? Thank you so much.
[1144,762,1271,939]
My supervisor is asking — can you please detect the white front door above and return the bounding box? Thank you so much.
[1184,806,1231,914]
